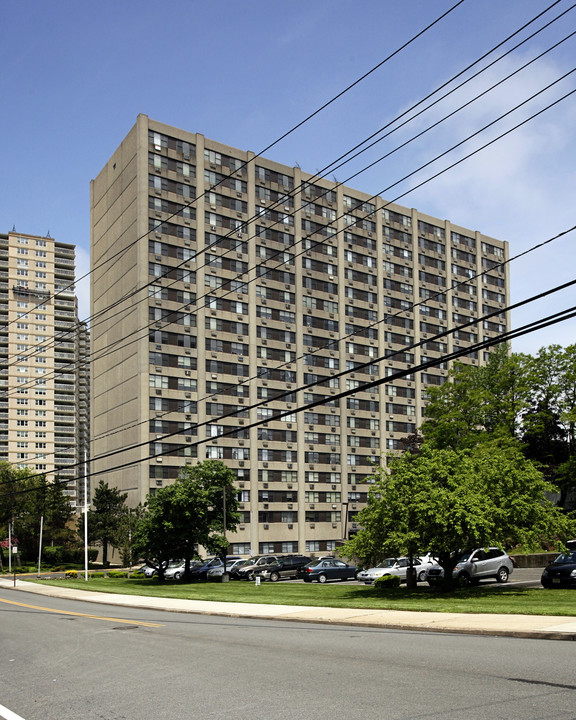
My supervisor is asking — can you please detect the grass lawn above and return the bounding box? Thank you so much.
[32,577,576,616]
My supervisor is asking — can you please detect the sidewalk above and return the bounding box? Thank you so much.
[2,576,575,641]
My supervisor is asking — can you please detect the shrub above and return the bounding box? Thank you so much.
[90,571,105,578]
[107,570,128,578]
[65,570,78,579]
[374,574,401,590]
[40,546,99,567]
[44,546,64,565]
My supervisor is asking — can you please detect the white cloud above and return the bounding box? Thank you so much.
[388,53,576,353]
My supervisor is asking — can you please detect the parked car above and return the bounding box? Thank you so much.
[142,560,171,578]
[206,558,246,579]
[356,558,397,584]
[541,550,576,588]
[228,558,254,580]
[426,548,514,587]
[357,557,432,584]
[164,561,185,580]
[256,555,311,582]
[165,560,202,580]
[236,555,284,580]
[189,556,243,581]
[297,558,357,583]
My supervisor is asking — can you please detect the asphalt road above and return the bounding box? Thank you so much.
[0,586,574,720]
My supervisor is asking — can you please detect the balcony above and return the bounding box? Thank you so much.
[12,285,51,300]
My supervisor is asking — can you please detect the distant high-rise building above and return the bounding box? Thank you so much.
[90,115,509,555]
[0,231,90,507]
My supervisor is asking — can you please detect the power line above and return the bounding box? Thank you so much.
[4,291,576,499]
[5,246,575,491]
[4,5,574,483]
[3,0,566,361]
[1,0,467,336]
[6,75,576,477]
[6,62,574,410]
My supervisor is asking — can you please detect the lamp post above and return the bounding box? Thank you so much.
[342,501,349,543]
[222,486,229,581]
[83,452,88,581]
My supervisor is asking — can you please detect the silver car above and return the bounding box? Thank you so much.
[426,548,514,587]
[165,560,203,580]
[206,558,246,578]
[358,557,431,584]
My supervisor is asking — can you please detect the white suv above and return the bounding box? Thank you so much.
[426,548,514,587]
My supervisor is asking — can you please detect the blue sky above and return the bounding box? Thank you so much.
[2,0,575,354]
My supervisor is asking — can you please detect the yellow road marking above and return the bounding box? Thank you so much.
[0,597,164,627]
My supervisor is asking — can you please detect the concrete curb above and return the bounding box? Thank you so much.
[2,578,575,641]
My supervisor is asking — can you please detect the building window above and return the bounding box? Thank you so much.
[149,374,168,389]
[232,543,251,555]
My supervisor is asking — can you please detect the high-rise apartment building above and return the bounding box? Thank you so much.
[90,115,509,555]
[0,231,90,507]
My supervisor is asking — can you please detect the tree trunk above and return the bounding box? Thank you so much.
[405,567,417,589]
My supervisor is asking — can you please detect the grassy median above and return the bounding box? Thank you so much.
[32,576,576,616]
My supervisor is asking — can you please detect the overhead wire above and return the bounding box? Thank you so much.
[5,218,575,488]
[4,2,576,480]
[3,287,576,498]
[1,0,468,334]
[3,0,569,368]
[6,59,575,422]
[7,72,576,480]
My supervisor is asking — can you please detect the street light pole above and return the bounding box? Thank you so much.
[83,452,88,581]
[222,486,227,576]
[342,501,349,543]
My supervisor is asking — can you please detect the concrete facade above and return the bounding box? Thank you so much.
[0,231,90,506]
[90,114,509,555]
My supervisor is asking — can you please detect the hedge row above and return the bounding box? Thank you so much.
[43,547,99,565]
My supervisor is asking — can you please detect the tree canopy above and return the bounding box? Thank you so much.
[421,343,576,508]
[0,463,75,564]
[342,440,575,589]
[132,460,240,580]
[78,480,128,566]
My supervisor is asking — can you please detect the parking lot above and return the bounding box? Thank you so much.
[256,565,544,586]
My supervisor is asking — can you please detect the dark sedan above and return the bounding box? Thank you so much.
[541,550,576,588]
[297,558,357,583]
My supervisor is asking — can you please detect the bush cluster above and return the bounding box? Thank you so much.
[373,574,402,590]
[44,547,98,565]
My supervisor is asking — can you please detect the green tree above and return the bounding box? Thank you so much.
[341,441,575,590]
[132,460,240,581]
[79,480,128,566]
[0,464,75,563]
[522,345,576,507]
[422,344,530,449]
[116,504,145,568]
